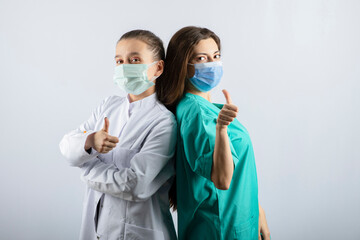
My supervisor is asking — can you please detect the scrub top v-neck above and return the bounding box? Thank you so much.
[176,93,259,240]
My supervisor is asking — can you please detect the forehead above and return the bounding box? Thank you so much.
[115,38,152,57]
[192,38,219,54]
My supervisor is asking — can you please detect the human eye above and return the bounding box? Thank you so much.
[130,57,141,63]
[195,55,207,63]
[115,59,124,65]
[214,53,221,59]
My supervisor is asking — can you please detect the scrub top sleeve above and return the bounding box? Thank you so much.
[229,138,240,167]
[80,118,177,202]
[59,97,110,167]
[180,115,214,181]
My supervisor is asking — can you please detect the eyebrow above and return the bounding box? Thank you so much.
[193,50,220,56]
[114,52,141,59]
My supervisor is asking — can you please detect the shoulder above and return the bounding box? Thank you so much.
[176,94,211,125]
[104,95,127,106]
[176,96,217,140]
[94,95,126,109]
[95,95,127,111]
[176,96,213,138]
[89,95,126,117]
[153,97,177,127]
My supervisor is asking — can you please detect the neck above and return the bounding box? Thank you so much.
[128,86,155,102]
[188,89,211,102]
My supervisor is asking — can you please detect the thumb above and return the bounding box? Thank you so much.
[102,117,109,133]
[222,89,233,104]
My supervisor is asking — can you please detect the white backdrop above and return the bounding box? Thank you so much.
[1,0,359,239]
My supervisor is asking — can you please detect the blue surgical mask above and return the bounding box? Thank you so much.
[188,61,223,92]
[113,61,158,95]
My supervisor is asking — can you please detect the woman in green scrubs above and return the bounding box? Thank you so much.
[156,26,271,240]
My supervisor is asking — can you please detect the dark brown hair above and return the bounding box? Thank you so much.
[156,26,221,113]
[119,30,165,61]
[158,26,221,209]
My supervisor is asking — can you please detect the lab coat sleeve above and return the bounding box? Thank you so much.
[80,118,177,202]
[59,97,110,167]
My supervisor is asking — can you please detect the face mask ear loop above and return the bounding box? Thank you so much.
[148,60,160,83]
[148,60,159,67]
[150,75,159,82]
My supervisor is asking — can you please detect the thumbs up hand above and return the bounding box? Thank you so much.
[102,117,110,133]
[217,90,238,130]
[85,117,119,154]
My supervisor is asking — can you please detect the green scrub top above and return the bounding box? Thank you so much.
[176,93,259,240]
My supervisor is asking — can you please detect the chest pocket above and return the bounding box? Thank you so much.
[113,147,140,169]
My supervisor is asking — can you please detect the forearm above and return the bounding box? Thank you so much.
[81,154,174,202]
[59,129,98,167]
[81,159,138,199]
[84,132,96,151]
[59,96,114,166]
[81,122,177,201]
[211,126,234,189]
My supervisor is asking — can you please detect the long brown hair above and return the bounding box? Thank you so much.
[156,26,221,113]
[157,26,221,209]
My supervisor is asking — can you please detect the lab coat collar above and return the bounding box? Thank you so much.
[126,93,157,116]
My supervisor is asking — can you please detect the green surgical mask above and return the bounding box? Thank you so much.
[113,61,158,95]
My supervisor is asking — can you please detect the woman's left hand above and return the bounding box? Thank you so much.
[258,204,271,240]
[216,89,238,129]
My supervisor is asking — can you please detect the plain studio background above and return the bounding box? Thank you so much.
[1,0,359,239]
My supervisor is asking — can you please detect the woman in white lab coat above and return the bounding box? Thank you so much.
[59,30,177,240]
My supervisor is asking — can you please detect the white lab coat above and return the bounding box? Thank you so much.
[59,93,177,240]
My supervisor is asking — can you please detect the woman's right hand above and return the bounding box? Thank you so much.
[85,117,119,153]
[258,204,271,240]
[216,89,238,129]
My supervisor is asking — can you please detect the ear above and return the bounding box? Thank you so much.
[154,60,164,77]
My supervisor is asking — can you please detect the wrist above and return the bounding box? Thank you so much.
[216,124,228,132]
[84,132,95,150]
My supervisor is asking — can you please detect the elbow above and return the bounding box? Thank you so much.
[211,167,233,190]
[59,138,73,165]
[111,173,152,202]
[59,137,87,167]
[214,182,231,190]
[59,143,82,167]
[212,176,232,190]
[130,184,153,202]
[60,147,84,167]
[130,193,151,202]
